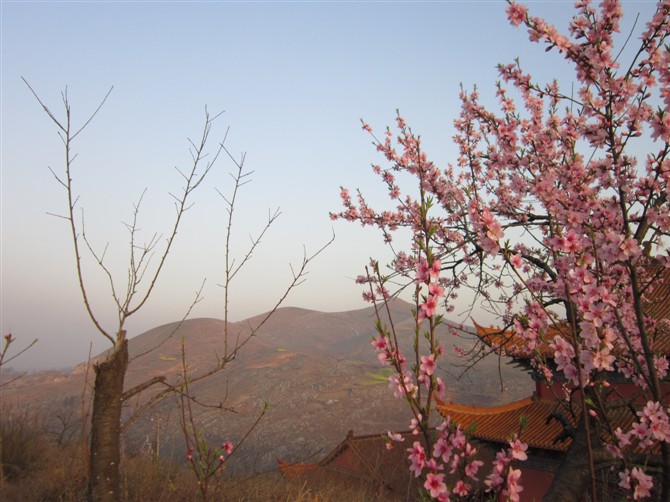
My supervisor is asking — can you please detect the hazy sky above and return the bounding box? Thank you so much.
[1,0,659,370]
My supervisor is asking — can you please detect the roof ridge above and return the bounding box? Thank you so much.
[437,395,542,415]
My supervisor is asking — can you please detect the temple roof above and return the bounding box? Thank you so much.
[471,320,564,359]
[437,396,576,452]
[277,430,421,494]
[645,265,670,322]
[276,458,318,480]
[437,394,645,455]
[646,265,670,352]
[473,265,670,359]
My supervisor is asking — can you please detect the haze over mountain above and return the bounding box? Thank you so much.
[4,301,533,472]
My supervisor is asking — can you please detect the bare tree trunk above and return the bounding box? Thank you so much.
[88,337,128,502]
[544,420,591,502]
[661,443,670,502]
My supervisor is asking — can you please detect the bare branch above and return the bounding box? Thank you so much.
[130,279,206,362]
[124,110,222,318]
[81,212,123,317]
[48,166,68,189]
[121,375,166,401]
[22,77,68,132]
[71,87,114,140]
[233,232,335,356]
[46,212,71,221]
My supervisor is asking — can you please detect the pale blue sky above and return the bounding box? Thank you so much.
[1,0,659,370]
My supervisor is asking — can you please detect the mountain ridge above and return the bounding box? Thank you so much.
[6,301,532,473]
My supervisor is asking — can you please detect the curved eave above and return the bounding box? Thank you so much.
[436,395,575,452]
[471,320,555,359]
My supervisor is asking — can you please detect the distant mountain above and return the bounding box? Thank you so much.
[5,301,533,473]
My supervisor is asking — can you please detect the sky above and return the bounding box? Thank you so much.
[1,0,661,371]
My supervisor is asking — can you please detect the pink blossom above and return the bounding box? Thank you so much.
[504,468,524,502]
[338,1,670,497]
[510,253,523,268]
[452,479,470,496]
[386,431,404,449]
[639,401,670,442]
[632,421,651,444]
[424,472,447,498]
[562,363,582,387]
[425,458,443,473]
[434,376,446,399]
[615,427,631,451]
[433,437,452,463]
[222,440,234,455]
[560,230,581,253]
[620,237,641,259]
[509,436,528,461]
[650,110,670,142]
[416,258,442,283]
[420,354,437,376]
[592,347,615,370]
[389,372,415,398]
[485,451,510,491]
[429,281,445,298]
[631,467,653,499]
[408,441,427,477]
[371,335,387,351]
[582,301,607,328]
[506,2,528,27]
[552,336,575,372]
[655,356,669,379]
[410,414,423,435]
[388,431,404,443]
[419,295,439,320]
[465,459,483,480]
[451,427,467,450]
[486,471,504,491]
[416,258,441,284]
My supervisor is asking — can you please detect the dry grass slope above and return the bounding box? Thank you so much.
[0,414,388,501]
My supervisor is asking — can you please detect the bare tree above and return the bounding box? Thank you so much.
[25,80,223,501]
[173,153,332,500]
[26,80,333,502]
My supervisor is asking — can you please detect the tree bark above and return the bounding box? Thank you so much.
[88,337,128,502]
[661,442,670,502]
[544,420,592,502]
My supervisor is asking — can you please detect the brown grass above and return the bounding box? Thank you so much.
[0,414,385,501]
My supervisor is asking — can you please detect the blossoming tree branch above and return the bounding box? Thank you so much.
[333,0,669,500]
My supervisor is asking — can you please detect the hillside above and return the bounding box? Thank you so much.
[3,301,533,472]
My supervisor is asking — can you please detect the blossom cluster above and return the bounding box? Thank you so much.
[185,439,235,475]
[335,0,670,499]
[387,421,528,500]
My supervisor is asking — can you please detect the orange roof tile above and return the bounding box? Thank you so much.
[318,430,417,488]
[474,265,670,359]
[437,396,578,452]
[645,266,670,353]
[471,320,568,359]
[437,395,644,455]
[276,457,318,480]
[644,265,670,319]
[277,430,422,495]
